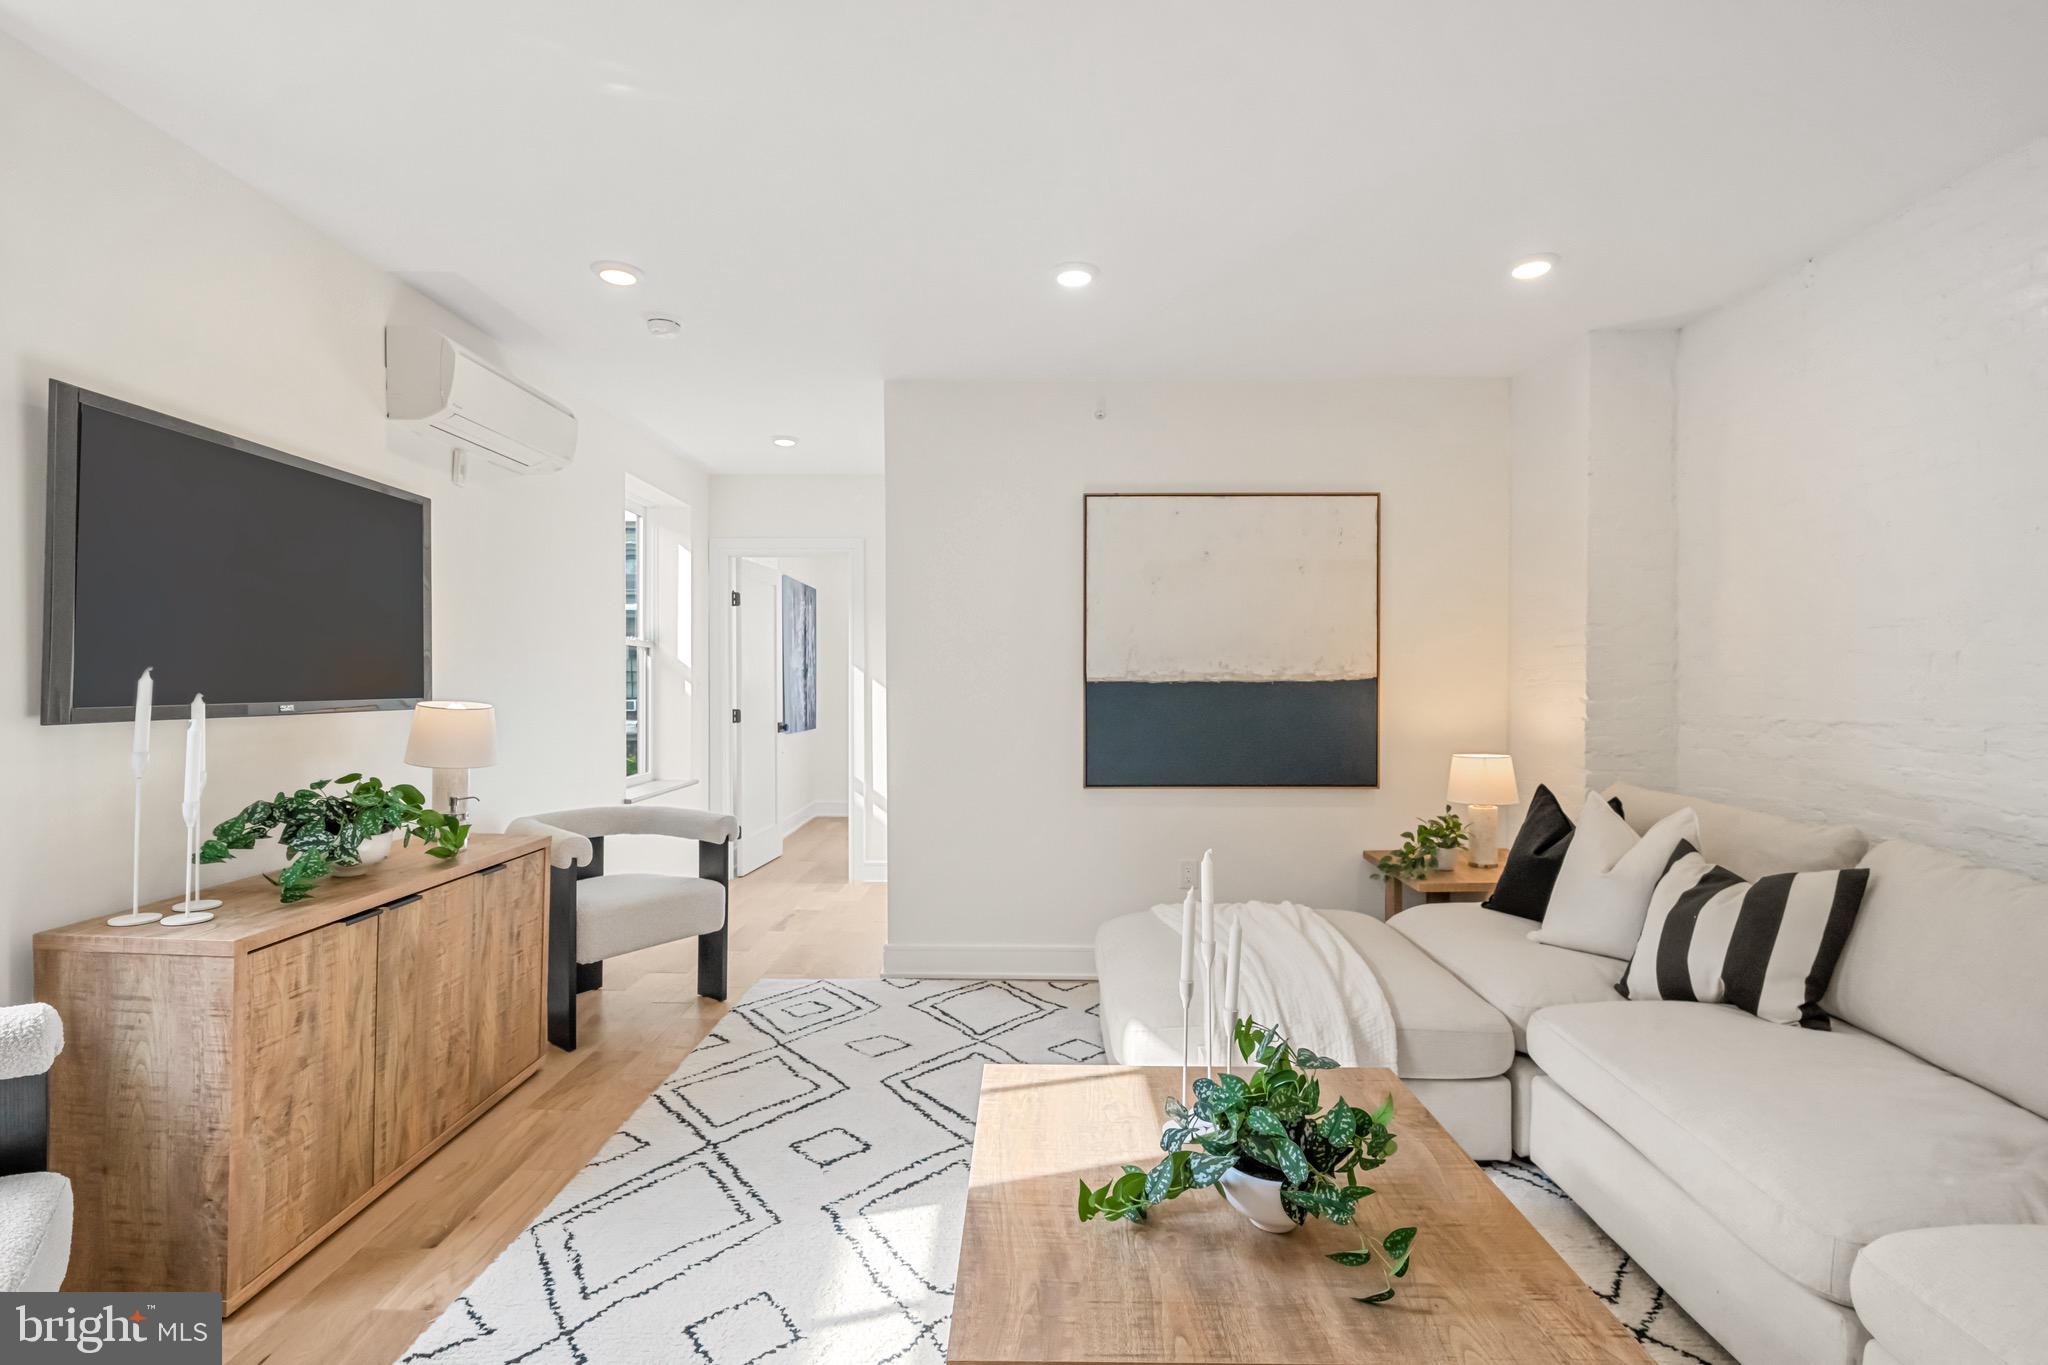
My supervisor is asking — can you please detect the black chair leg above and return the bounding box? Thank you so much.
[547,864,579,1052]
[699,837,732,1002]
[697,927,728,1002]
[577,960,605,993]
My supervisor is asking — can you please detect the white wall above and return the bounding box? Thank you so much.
[1673,134,2048,875]
[0,32,709,1001]
[886,379,1511,977]
[708,476,886,875]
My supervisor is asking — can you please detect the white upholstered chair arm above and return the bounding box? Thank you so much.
[0,1004,63,1082]
[506,817,596,870]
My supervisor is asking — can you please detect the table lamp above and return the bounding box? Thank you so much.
[405,700,498,817]
[1448,753,1519,868]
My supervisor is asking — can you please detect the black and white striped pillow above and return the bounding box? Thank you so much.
[1618,842,1870,1029]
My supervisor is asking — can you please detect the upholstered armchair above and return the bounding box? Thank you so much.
[0,1003,70,1292]
[507,806,742,1051]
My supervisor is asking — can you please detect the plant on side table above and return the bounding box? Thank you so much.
[201,773,471,903]
[1076,1015,1420,1304]
[1374,805,1469,879]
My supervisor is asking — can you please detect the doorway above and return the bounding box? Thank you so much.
[711,539,879,883]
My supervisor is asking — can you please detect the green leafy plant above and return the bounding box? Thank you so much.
[1374,805,1469,879]
[1076,1016,1420,1304]
[200,773,470,903]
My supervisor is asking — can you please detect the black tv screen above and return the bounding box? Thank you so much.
[42,383,430,723]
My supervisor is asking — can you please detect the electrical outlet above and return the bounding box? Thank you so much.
[1179,860,1199,891]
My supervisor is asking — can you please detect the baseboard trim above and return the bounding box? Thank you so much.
[779,800,850,838]
[853,858,888,885]
[882,942,1097,980]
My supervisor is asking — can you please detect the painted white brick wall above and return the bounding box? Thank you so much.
[1509,330,1679,819]
[1674,135,2048,875]
[1585,330,1679,793]
[1508,343,1591,811]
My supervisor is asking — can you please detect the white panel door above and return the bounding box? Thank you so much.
[733,558,783,876]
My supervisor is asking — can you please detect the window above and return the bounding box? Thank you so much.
[625,505,652,781]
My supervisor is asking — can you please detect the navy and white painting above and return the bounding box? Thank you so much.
[781,574,818,734]
[1084,493,1379,787]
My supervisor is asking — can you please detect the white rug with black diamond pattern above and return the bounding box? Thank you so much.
[403,978,1730,1365]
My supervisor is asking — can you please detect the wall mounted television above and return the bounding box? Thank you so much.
[41,382,431,724]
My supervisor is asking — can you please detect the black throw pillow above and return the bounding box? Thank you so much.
[1481,785,1625,922]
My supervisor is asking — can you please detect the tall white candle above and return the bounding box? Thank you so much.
[181,698,203,820]
[193,693,207,792]
[131,668,153,779]
[1199,848,1214,914]
[1177,887,1195,991]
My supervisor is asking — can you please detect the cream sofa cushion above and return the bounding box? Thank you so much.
[1606,783,1868,880]
[1092,907,1512,1080]
[1826,839,2048,1118]
[1530,797,1699,959]
[1527,1001,2048,1305]
[1851,1225,2048,1365]
[1390,904,1625,1050]
[574,874,726,963]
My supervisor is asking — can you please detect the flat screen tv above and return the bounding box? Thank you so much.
[42,382,430,724]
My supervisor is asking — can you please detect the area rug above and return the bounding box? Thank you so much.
[404,978,1731,1365]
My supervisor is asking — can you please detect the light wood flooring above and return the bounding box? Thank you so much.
[220,817,884,1365]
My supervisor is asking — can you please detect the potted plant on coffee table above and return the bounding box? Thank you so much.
[1075,1016,1420,1304]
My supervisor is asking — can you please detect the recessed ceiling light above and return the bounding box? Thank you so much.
[1054,262,1097,289]
[592,261,642,287]
[771,435,799,448]
[1510,254,1558,281]
[645,316,682,339]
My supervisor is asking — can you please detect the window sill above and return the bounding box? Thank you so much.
[624,777,701,805]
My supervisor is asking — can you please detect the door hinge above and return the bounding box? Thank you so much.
[731,590,741,606]
[731,708,742,723]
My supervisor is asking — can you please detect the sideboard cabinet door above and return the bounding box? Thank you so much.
[230,912,380,1294]
[471,853,547,1107]
[372,880,483,1179]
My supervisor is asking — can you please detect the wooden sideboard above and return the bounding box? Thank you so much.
[34,832,551,1312]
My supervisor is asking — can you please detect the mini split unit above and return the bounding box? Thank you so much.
[384,325,576,477]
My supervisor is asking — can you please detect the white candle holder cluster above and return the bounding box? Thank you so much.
[1175,848,1245,1109]
[111,669,220,929]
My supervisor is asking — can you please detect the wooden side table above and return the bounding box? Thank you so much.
[1363,850,1502,918]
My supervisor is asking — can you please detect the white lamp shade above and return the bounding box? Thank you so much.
[1447,753,1518,807]
[405,701,498,770]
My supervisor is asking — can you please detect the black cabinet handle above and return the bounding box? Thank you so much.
[341,907,384,926]
[385,893,423,910]
[477,862,508,876]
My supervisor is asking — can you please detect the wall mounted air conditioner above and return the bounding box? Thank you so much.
[385,326,577,476]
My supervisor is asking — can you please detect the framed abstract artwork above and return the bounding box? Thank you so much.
[780,573,818,734]
[1083,492,1380,787]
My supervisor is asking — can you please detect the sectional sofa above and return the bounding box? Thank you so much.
[1094,784,2048,1365]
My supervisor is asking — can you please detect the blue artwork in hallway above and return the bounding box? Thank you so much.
[781,574,818,734]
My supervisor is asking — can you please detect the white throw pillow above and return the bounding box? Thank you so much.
[1528,794,1701,959]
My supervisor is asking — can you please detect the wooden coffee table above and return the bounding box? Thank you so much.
[950,1065,1648,1364]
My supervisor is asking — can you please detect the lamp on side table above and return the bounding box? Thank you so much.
[1447,753,1519,868]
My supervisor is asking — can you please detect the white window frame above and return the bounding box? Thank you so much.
[625,500,655,787]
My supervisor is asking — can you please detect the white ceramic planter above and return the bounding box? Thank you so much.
[330,831,395,877]
[1219,1166,1296,1234]
[1435,846,1460,871]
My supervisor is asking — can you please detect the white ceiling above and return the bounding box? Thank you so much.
[8,2,2048,474]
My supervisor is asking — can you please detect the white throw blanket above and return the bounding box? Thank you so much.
[1148,900,1398,1072]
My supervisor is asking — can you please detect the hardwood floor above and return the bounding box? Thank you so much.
[220,817,884,1365]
